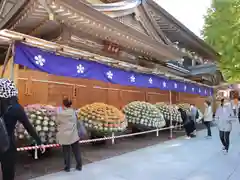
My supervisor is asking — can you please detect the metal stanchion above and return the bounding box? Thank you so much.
[10,43,15,80]
[34,144,38,160]
[156,128,159,137]
[111,132,115,144]
[169,90,173,139]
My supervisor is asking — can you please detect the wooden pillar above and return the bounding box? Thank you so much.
[0,57,18,85]
[211,88,217,113]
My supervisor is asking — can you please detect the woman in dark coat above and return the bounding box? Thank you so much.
[178,108,195,139]
[0,79,45,180]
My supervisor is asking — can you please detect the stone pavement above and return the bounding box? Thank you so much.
[33,123,240,180]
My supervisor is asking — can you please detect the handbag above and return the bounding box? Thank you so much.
[77,120,87,139]
[0,106,12,153]
[75,112,87,139]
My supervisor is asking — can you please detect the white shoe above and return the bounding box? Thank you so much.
[223,149,228,155]
[185,136,191,139]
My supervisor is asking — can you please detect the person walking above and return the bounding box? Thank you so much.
[190,104,197,122]
[203,100,213,138]
[56,97,82,172]
[178,108,194,139]
[0,79,45,180]
[215,99,236,154]
[190,104,198,136]
[238,97,240,124]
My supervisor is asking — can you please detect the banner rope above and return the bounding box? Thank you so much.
[16,125,183,151]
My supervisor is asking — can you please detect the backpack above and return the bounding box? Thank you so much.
[0,106,12,153]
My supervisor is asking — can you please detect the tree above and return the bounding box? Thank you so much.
[202,0,240,82]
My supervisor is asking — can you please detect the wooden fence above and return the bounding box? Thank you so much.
[16,69,207,110]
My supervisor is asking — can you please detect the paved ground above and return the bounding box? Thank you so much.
[32,123,240,180]
[14,128,187,180]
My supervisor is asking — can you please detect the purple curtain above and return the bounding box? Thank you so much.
[14,43,213,96]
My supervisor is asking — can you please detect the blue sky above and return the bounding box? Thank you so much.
[157,0,211,38]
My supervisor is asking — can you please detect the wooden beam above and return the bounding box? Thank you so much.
[0,0,7,16]
[0,0,26,28]
[1,42,13,78]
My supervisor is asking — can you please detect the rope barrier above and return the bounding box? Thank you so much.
[16,125,183,152]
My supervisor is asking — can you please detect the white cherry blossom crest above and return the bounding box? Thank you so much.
[34,55,45,66]
[106,71,113,79]
[77,64,85,74]
[174,83,178,89]
[184,85,187,91]
[130,75,135,83]
[163,81,167,87]
[149,78,153,84]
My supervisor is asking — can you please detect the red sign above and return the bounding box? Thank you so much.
[103,40,120,55]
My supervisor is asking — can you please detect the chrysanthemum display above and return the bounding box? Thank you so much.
[78,103,127,134]
[15,104,57,144]
[123,101,166,129]
[155,103,182,123]
[177,103,191,113]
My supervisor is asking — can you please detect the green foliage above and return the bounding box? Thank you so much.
[202,0,240,82]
